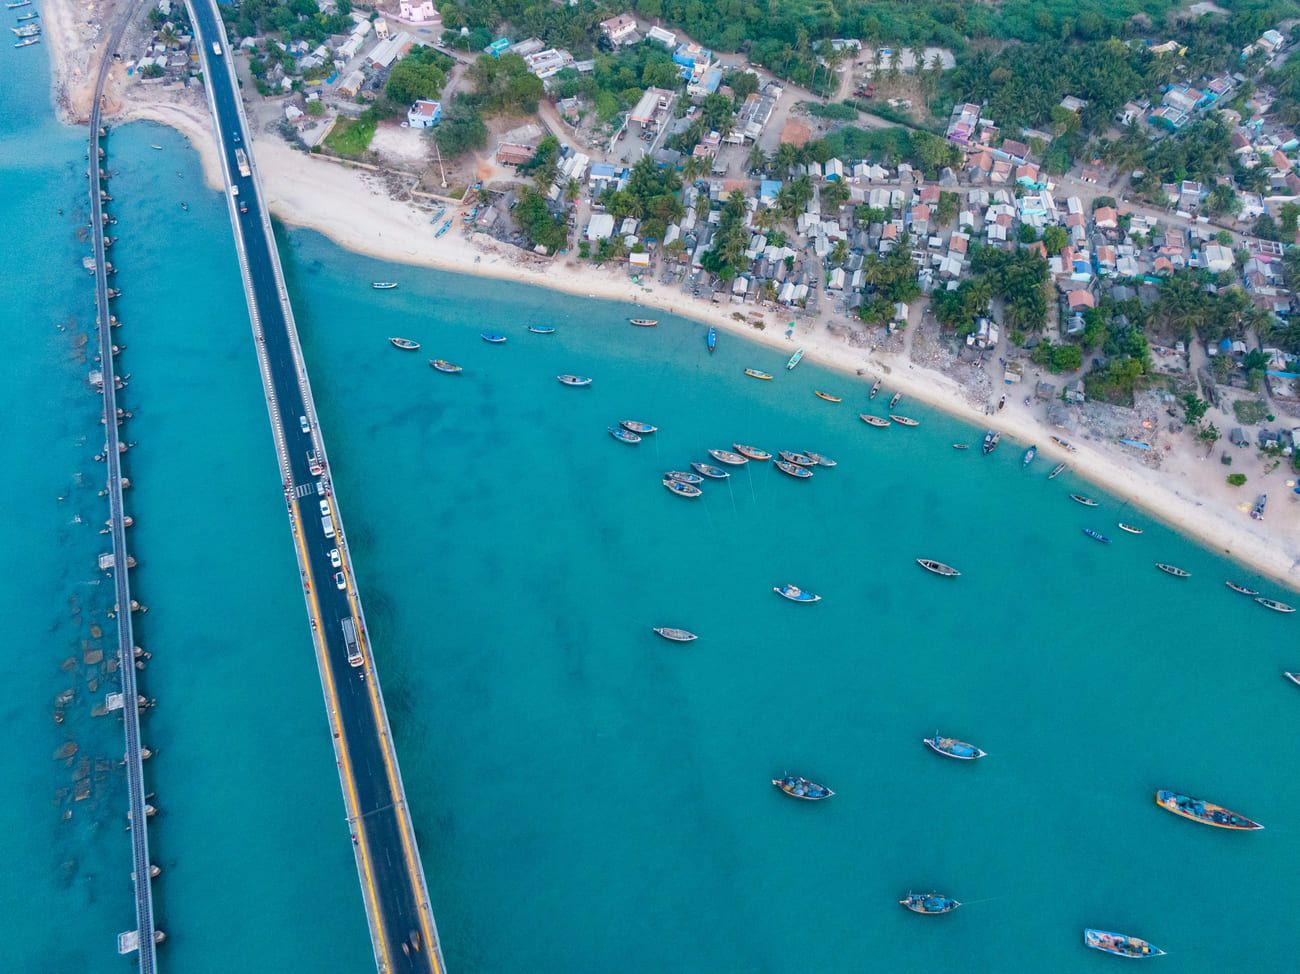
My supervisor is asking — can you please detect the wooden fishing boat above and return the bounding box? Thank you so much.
[786,347,804,370]
[773,584,820,603]
[923,733,985,760]
[690,461,729,479]
[16,10,38,18]
[1118,522,1143,534]
[733,444,771,461]
[653,627,698,642]
[744,368,773,380]
[665,471,703,485]
[771,774,833,800]
[814,390,842,403]
[889,415,918,427]
[1225,581,1260,596]
[982,430,1000,454]
[1069,494,1098,507]
[707,448,748,466]
[859,414,891,428]
[804,452,837,468]
[869,378,881,399]
[557,374,592,386]
[14,35,38,45]
[706,326,716,352]
[371,281,398,289]
[900,892,959,915]
[388,336,420,350]
[952,443,969,450]
[1048,462,1066,480]
[429,359,462,374]
[1285,672,1300,686]
[1155,790,1261,830]
[480,332,507,344]
[1022,445,1037,467]
[662,477,701,498]
[775,460,813,479]
[609,426,642,444]
[1084,929,1165,959]
[1252,493,1268,521]
[620,420,658,434]
[527,325,556,334]
[1051,435,1077,452]
[778,451,816,467]
[1155,563,1189,578]
[1256,597,1295,614]
[889,391,902,408]
[1082,528,1111,544]
[629,318,658,327]
[916,559,960,577]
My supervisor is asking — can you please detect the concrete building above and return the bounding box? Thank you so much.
[599,13,638,47]
[406,99,441,128]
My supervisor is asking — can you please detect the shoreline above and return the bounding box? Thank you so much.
[98,95,1300,591]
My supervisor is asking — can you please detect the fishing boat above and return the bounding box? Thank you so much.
[899,892,960,915]
[982,430,1000,454]
[1225,581,1260,596]
[481,332,507,344]
[1069,494,1098,507]
[1256,597,1295,614]
[1083,929,1165,959]
[778,451,817,467]
[859,414,891,428]
[665,471,703,485]
[771,774,833,800]
[1051,435,1077,452]
[1022,445,1037,467]
[952,443,969,450]
[629,318,658,327]
[527,325,556,334]
[434,218,452,237]
[706,326,716,352]
[708,448,747,466]
[869,378,881,399]
[690,461,729,479]
[773,584,820,603]
[916,559,960,577]
[744,368,773,380]
[1155,790,1262,830]
[923,733,985,760]
[1252,494,1268,521]
[429,359,462,374]
[889,415,918,427]
[17,10,38,19]
[13,34,38,45]
[1082,528,1111,544]
[1048,462,1067,480]
[1155,563,1190,578]
[609,427,642,444]
[620,420,658,434]
[662,477,702,498]
[814,390,842,403]
[388,336,420,350]
[733,444,771,461]
[889,392,902,408]
[653,627,697,642]
[1118,522,1143,535]
[775,460,813,479]
[12,23,39,35]
[557,374,592,386]
[149,143,163,150]
[1286,672,1300,686]
[6,1,33,9]
[371,281,398,289]
[786,347,804,370]
[804,452,837,468]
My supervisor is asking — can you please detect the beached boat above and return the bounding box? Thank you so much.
[889,392,902,408]
[1051,435,1077,452]
[774,584,820,603]
[527,325,556,334]
[620,420,658,434]
[388,336,420,350]
[744,368,773,380]
[690,461,729,479]
[557,374,591,386]
[1155,563,1190,578]
[1084,929,1165,959]
[609,427,642,444]
[1256,597,1295,613]
[733,444,771,461]
[13,34,38,45]
[775,460,813,479]
[778,451,817,467]
[982,430,1000,454]
[1286,672,1300,686]
[707,326,716,352]
[786,347,804,370]
[900,892,960,915]
[1155,790,1262,830]
[708,448,748,466]
[653,627,698,642]
[371,281,398,289]
[952,443,969,450]
[1048,462,1066,480]
[481,333,507,344]
[629,318,658,327]
[771,774,833,800]
[1225,581,1260,596]
[1082,528,1111,544]
[1118,522,1143,534]
[434,218,452,237]
[923,733,985,760]
[804,452,837,468]
[429,359,462,374]
[665,471,704,485]
[1022,445,1037,467]
[889,415,919,427]
[662,477,701,498]
[869,378,881,399]
[814,390,842,403]
[916,559,960,577]
[1070,494,1098,507]
[1252,494,1268,521]
[859,414,891,428]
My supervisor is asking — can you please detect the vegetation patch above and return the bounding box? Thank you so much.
[323,110,381,159]
[1232,399,1269,426]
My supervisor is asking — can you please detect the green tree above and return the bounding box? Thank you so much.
[1042,224,1069,255]
[385,46,450,105]
[1227,472,1247,486]
[434,96,487,157]
[1182,394,1209,424]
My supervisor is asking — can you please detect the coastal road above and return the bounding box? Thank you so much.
[185,3,443,971]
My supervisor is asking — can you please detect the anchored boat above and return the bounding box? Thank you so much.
[772,774,833,800]
[923,733,985,760]
[916,559,960,577]
[982,430,1000,454]
[744,368,773,380]
[1070,494,1098,507]
[733,444,771,461]
[1084,929,1164,959]
[814,390,842,403]
[653,627,697,642]
[609,427,642,444]
[527,325,556,334]
[775,460,813,479]
[708,448,748,466]
[1082,528,1111,544]
[665,471,703,485]
[859,414,891,428]
[1118,522,1143,534]
[889,415,918,427]
[557,374,592,386]
[388,336,420,350]
[707,326,716,352]
[889,391,902,408]
[1226,581,1260,596]
[804,452,837,468]
[629,317,658,327]
[1022,445,1037,467]
[690,461,729,479]
[1048,462,1066,479]
[1156,790,1261,830]
[620,420,658,434]
[371,281,398,289]
[1155,563,1190,578]
[481,332,507,344]
[778,451,816,467]
[1256,597,1295,613]
[952,443,969,450]
[774,584,820,603]
[429,359,462,374]
[662,477,701,498]
[900,892,959,915]
[786,347,804,370]
[869,378,881,399]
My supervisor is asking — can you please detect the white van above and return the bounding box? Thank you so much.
[212,42,222,56]
[322,515,335,539]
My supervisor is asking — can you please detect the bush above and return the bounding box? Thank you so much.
[1226,473,1247,487]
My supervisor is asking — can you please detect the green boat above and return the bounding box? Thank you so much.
[786,347,804,370]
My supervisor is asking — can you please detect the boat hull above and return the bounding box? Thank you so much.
[924,737,985,760]
[557,374,592,386]
[860,414,891,428]
[917,559,960,577]
[653,627,697,642]
[744,369,773,380]
[1155,790,1262,830]
[774,585,819,602]
[775,460,812,479]
[1083,929,1165,958]
[900,893,960,915]
[734,444,771,461]
[429,360,461,374]
[772,775,833,800]
[708,449,748,465]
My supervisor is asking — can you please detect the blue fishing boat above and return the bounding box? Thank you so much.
[662,477,701,498]
[609,427,642,444]
[775,460,813,479]
[557,374,592,387]
[481,333,507,344]
[665,471,703,485]
[1022,445,1037,467]
[620,420,658,434]
[771,774,833,800]
[786,347,805,370]
[527,325,556,334]
[1155,790,1262,830]
[1084,929,1165,958]
[773,584,820,603]
[434,218,452,237]
[778,451,816,467]
[690,461,729,479]
[429,359,462,374]
[707,326,716,352]
[923,733,986,760]
[1082,528,1111,544]
[900,892,960,915]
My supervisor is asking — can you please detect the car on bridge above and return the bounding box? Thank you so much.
[334,571,346,590]
[329,548,341,568]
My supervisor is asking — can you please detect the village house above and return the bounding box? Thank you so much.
[599,13,639,47]
[406,99,441,128]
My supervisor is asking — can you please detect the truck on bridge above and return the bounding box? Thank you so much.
[235,147,250,177]
[341,617,364,668]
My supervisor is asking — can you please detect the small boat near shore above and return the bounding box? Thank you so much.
[775,460,813,479]
[620,420,658,434]
[557,374,592,386]
[1070,494,1098,507]
[1226,581,1260,596]
[733,444,771,461]
[481,332,507,344]
[1155,563,1190,578]
[662,477,701,498]
[629,317,658,327]
[527,325,556,334]
[1118,522,1143,534]
[1048,462,1066,480]
[1022,445,1037,467]
[786,347,804,370]
[804,452,837,468]
[666,471,703,485]
[744,368,773,380]
[609,427,642,444]
[388,336,420,350]
[707,326,716,352]
[691,461,729,479]
[13,34,38,45]
[916,559,960,577]
[1082,528,1111,544]
[1252,494,1268,521]
[982,430,1000,454]
[900,892,959,915]
[889,415,918,427]
[17,10,38,18]
[774,584,820,603]
[859,414,891,428]
[1084,929,1164,959]
[1051,435,1077,452]
[371,281,398,289]
[772,774,833,800]
[708,448,747,466]
[923,733,985,760]
[653,627,697,642]
[869,378,881,399]
[429,359,461,374]
[952,443,968,450]
[1156,790,1261,830]
[1285,672,1300,686]
[778,451,816,467]
[889,392,902,408]
[1256,597,1295,613]
[814,390,841,403]
[6,0,33,7]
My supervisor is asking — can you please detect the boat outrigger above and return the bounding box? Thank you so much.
[1155,790,1262,830]
[707,448,747,465]
[1084,929,1165,959]
[429,359,462,374]
[859,414,891,428]
[733,444,771,461]
[772,774,833,800]
[1155,563,1190,578]
[774,584,820,603]
[814,390,841,403]
[786,347,804,370]
[371,281,398,289]
[557,374,592,386]
[923,733,985,760]
[653,627,697,642]
[900,892,959,915]
[609,427,642,444]
[388,336,420,350]
[916,559,960,577]
[775,460,813,479]
[629,318,658,327]
[1256,597,1295,613]
[744,368,773,380]
[1286,672,1300,686]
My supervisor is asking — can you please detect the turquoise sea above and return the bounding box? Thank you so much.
[5,33,1300,973]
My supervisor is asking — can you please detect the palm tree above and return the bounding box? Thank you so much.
[680,155,702,184]
[774,142,798,176]
[565,178,580,203]
[159,23,179,47]
[747,144,769,174]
